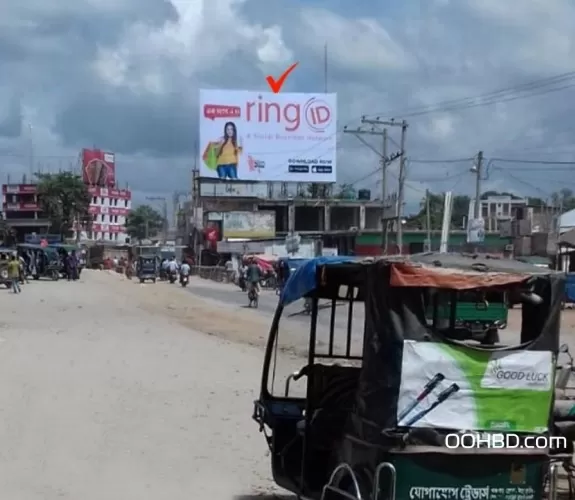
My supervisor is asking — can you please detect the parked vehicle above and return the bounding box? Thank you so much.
[137,255,158,283]
[253,253,566,500]
[425,289,508,344]
[17,243,60,281]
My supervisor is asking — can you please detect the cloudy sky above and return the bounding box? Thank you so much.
[1,0,575,212]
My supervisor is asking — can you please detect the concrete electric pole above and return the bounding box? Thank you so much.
[474,151,483,220]
[349,118,407,253]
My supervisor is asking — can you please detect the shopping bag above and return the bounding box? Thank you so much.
[202,142,219,171]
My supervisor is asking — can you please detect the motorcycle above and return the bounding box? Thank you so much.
[168,271,177,284]
[180,274,189,287]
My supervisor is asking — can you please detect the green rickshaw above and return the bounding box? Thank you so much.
[253,253,566,500]
[425,289,509,345]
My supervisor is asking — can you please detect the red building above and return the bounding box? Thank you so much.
[1,184,50,240]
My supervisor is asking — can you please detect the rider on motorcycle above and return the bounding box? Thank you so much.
[180,260,191,284]
[167,257,179,281]
[246,257,261,299]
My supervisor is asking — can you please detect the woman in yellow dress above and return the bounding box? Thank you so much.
[215,121,242,179]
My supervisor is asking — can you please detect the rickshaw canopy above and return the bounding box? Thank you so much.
[280,256,358,305]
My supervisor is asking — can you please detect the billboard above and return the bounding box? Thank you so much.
[82,149,116,187]
[200,181,268,198]
[199,89,336,183]
[222,211,276,239]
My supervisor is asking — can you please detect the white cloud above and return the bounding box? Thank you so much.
[299,8,414,72]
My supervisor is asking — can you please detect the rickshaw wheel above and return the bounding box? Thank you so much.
[51,270,59,281]
[152,279,156,283]
[33,275,39,281]
[140,279,144,284]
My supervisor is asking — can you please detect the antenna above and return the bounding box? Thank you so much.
[324,43,328,93]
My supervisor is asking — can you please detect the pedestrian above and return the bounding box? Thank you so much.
[8,254,21,294]
[18,253,28,284]
[68,250,79,281]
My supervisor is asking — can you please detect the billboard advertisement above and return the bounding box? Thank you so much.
[82,149,116,187]
[199,89,336,183]
[222,211,276,239]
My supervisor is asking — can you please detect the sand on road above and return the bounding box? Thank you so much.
[0,270,293,500]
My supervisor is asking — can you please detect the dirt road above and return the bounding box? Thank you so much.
[0,271,288,500]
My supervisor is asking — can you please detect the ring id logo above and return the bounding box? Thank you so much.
[304,98,332,133]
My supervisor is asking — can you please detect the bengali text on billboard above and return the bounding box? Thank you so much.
[199,89,337,183]
[82,149,116,187]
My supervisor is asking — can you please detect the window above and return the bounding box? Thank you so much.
[502,204,509,215]
[92,196,97,204]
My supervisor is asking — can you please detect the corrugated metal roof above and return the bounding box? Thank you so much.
[560,208,575,231]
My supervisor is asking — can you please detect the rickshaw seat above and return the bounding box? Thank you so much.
[295,364,360,444]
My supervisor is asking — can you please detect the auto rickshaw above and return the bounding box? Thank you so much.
[137,254,158,283]
[253,253,568,500]
[17,243,60,280]
[425,288,509,345]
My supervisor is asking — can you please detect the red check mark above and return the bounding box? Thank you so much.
[266,62,299,93]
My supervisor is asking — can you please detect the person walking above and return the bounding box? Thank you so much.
[8,254,21,294]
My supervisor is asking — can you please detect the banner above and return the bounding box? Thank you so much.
[222,211,276,238]
[199,89,337,183]
[397,341,553,432]
[82,149,116,187]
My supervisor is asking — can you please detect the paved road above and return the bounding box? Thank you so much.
[183,277,366,356]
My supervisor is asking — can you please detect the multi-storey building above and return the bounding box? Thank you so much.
[73,186,132,243]
[1,183,50,240]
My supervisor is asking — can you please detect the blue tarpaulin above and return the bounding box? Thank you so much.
[280,256,357,306]
[565,273,575,303]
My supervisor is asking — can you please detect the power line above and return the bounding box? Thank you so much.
[490,157,575,165]
[368,71,575,118]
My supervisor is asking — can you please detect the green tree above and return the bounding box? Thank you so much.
[35,172,91,237]
[551,188,575,211]
[407,193,470,230]
[126,204,164,241]
[334,183,356,200]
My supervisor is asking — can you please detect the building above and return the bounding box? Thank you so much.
[73,186,132,243]
[475,195,528,232]
[1,183,50,240]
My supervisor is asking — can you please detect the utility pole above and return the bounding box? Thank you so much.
[343,117,404,254]
[425,189,432,252]
[396,121,407,253]
[474,151,483,219]
[381,129,388,252]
